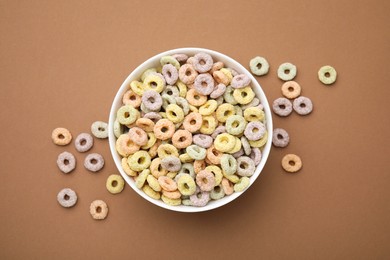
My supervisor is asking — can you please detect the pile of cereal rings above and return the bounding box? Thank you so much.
[113,52,269,207]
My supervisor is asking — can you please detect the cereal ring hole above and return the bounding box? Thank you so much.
[184,183,190,189]
[161,127,168,133]
[138,157,145,164]
[203,120,209,128]
[325,72,330,77]
[277,134,283,140]
[299,103,306,108]
[64,159,69,165]
[241,92,248,98]
[199,59,206,65]
[190,120,196,125]
[186,70,192,76]
[130,95,136,100]
[124,112,130,118]
[64,194,70,200]
[98,127,105,131]
[112,180,118,187]
[58,134,65,139]
[167,90,173,95]
[212,150,219,156]
[214,186,221,192]
[240,162,248,169]
[80,139,87,145]
[289,160,296,166]
[194,95,201,100]
[284,69,290,74]
[96,206,102,213]
[201,178,208,184]
[150,81,157,88]
[288,87,294,92]
[224,110,233,117]
[90,158,98,164]
[279,104,286,109]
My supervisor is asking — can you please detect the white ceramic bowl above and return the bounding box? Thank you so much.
[108,48,273,212]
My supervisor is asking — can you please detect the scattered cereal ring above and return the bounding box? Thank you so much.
[154,119,175,140]
[214,133,236,153]
[57,188,77,208]
[190,187,210,207]
[142,184,161,200]
[293,96,313,115]
[193,52,213,73]
[233,86,255,105]
[193,134,213,148]
[216,103,235,123]
[225,115,247,135]
[196,170,216,192]
[172,129,192,149]
[142,90,163,111]
[244,121,266,141]
[84,153,104,172]
[52,127,72,146]
[128,151,151,171]
[117,105,139,125]
[178,64,198,84]
[210,185,225,200]
[162,64,179,85]
[122,89,141,108]
[236,156,255,177]
[210,83,226,99]
[160,55,180,70]
[272,128,290,147]
[161,156,182,172]
[74,133,94,152]
[158,176,177,191]
[186,145,206,160]
[281,81,301,99]
[106,174,125,194]
[177,174,197,196]
[89,200,108,220]
[233,177,250,192]
[165,104,184,123]
[272,97,293,117]
[57,151,76,174]
[277,62,297,81]
[231,74,251,89]
[182,112,202,133]
[281,154,302,173]
[128,127,148,146]
[249,56,269,76]
[90,121,108,139]
[220,154,237,175]
[318,65,337,85]
[249,148,262,166]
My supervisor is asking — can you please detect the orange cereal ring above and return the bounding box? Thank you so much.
[186,88,207,106]
[148,140,161,158]
[221,178,234,195]
[135,118,155,132]
[116,134,140,157]
[52,127,72,146]
[182,112,202,133]
[281,154,302,173]
[213,70,230,86]
[281,81,301,99]
[194,160,206,174]
[153,119,175,140]
[171,129,193,149]
[162,190,181,199]
[150,158,168,178]
[210,61,224,74]
[128,127,148,146]
[122,89,141,108]
[158,176,177,191]
[206,145,223,165]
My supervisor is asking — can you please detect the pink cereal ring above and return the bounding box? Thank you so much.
[178,64,198,85]
[193,134,213,148]
[211,125,226,139]
[190,187,210,207]
[172,53,188,64]
[143,112,162,123]
[162,64,179,85]
[194,73,214,95]
[153,119,175,140]
[244,121,266,141]
[128,127,148,146]
[210,83,227,99]
[122,89,141,108]
[142,90,163,111]
[158,176,178,191]
[250,148,262,166]
[183,112,202,133]
[196,170,216,192]
[172,129,192,149]
[231,74,251,89]
[193,52,213,73]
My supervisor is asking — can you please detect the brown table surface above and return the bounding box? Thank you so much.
[1,1,389,259]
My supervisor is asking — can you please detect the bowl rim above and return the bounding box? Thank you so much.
[108,47,273,213]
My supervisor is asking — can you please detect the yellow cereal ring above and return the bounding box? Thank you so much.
[216,103,235,123]
[233,86,255,105]
[199,100,218,116]
[177,174,196,196]
[249,131,268,148]
[141,68,157,81]
[223,173,240,183]
[143,74,165,93]
[220,68,233,84]
[228,137,242,154]
[157,143,179,158]
[130,80,145,96]
[177,81,187,98]
[234,176,250,192]
[179,153,194,163]
[244,107,265,122]
[160,56,180,70]
[121,157,137,176]
[147,175,162,192]
[142,184,161,200]
[165,104,184,123]
[128,151,151,171]
[106,174,125,194]
[166,171,178,179]
[200,115,217,135]
[188,105,198,113]
[116,105,139,125]
[141,132,157,150]
[214,133,236,152]
[161,195,181,206]
[135,169,151,189]
[205,165,223,186]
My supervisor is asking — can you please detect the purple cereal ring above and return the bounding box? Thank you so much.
[210,83,227,99]
[196,170,216,191]
[293,96,313,115]
[162,64,179,85]
[193,134,213,148]
[211,125,226,139]
[241,136,251,155]
[232,148,245,158]
[178,64,198,85]
[172,53,188,64]
[193,52,213,73]
[244,121,266,141]
[272,97,293,117]
[231,74,251,89]
[74,133,93,153]
[236,156,256,177]
[57,151,76,174]
[143,112,162,123]
[194,73,214,95]
[190,187,210,207]
[161,156,182,172]
[84,153,104,172]
[250,148,262,166]
[142,90,163,111]
[272,128,290,148]
[241,98,260,110]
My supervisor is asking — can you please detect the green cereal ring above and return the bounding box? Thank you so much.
[165,104,184,123]
[147,175,162,192]
[210,185,225,200]
[220,154,237,175]
[223,86,238,105]
[161,195,181,206]
[141,68,157,81]
[113,119,126,138]
[225,115,247,136]
[136,169,151,189]
[175,97,190,115]
[143,74,166,93]
[234,176,250,192]
[128,151,151,171]
[116,105,139,125]
[205,165,223,186]
[234,105,243,116]
[277,62,297,81]
[179,163,195,179]
[162,94,177,110]
[177,174,197,196]
[182,199,192,206]
[186,145,206,160]
[160,56,180,70]
[106,174,125,194]
[233,86,255,105]
[249,56,270,76]
[318,65,337,85]
[214,133,236,152]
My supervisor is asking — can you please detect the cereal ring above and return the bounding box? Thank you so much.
[249,56,270,76]
[193,52,213,73]
[172,129,192,149]
[146,175,162,192]
[282,154,302,173]
[117,105,139,125]
[90,200,108,220]
[211,125,226,139]
[186,88,207,107]
[233,86,255,105]
[193,160,206,174]
[241,97,260,110]
[148,139,161,158]
[231,74,251,89]
[52,127,72,146]
[162,190,181,199]
[57,188,77,208]
[178,64,198,84]
[225,115,247,136]
[194,73,214,95]
[162,85,179,97]
[157,143,179,158]
[281,81,301,99]
[190,188,210,207]
[74,133,94,152]
[250,148,262,166]
[172,53,188,64]
[248,131,268,148]
[199,100,218,116]
[90,121,108,139]
[272,128,290,148]
[196,170,216,192]
[216,103,235,123]
[210,83,226,99]
[128,151,151,171]
[114,119,126,138]
[220,68,233,82]
[161,156,182,172]
[186,145,206,160]
[277,62,297,81]
[216,96,224,105]
[223,173,240,183]
[141,68,157,81]
[177,174,197,196]
[165,104,184,123]
[142,90,163,111]
[128,127,148,146]
[234,105,243,116]
[84,153,104,172]
[221,178,234,195]
[272,97,293,117]
[161,195,181,206]
[205,165,223,186]
[179,163,195,178]
[160,55,180,70]
[241,136,251,155]
[142,184,161,200]
[143,74,166,93]
[200,115,216,135]
[162,64,179,85]
[293,96,313,115]
[233,177,250,192]
[244,107,265,122]
[228,137,242,154]
[136,118,155,132]
[115,134,140,157]
[135,169,151,189]
[236,156,255,177]
[158,176,177,192]
[106,174,125,194]
[130,80,145,96]
[213,70,230,85]
[214,133,236,152]
[232,148,244,158]
[143,112,162,123]
[154,119,175,140]
[182,112,202,133]
[57,151,76,174]
[121,157,137,176]
[175,97,190,115]
[220,154,237,175]
[244,121,266,141]
[211,61,225,74]
[177,81,188,98]
[206,145,223,165]
[223,86,238,105]
[122,89,141,108]
[210,185,225,200]
[150,158,168,178]
[193,134,213,148]
[318,65,337,85]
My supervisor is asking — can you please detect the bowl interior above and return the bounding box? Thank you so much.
[108,47,273,212]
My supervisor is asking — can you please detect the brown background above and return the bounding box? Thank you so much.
[1,0,389,259]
